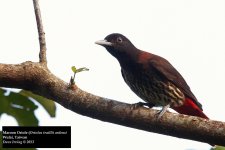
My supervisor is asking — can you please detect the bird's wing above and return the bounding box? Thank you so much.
[149,55,203,110]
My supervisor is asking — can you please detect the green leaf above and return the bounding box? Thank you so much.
[19,90,56,117]
[0,131,2,148]
[211,146,225,150]
[72,66,89,74]
[71,66,77,73]
[76,67,89,73]
[0,89,38,126]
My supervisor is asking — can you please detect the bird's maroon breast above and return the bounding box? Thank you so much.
[121,68,185,107]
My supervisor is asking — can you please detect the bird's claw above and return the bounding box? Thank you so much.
[155,110,165,119]
[130,102,155,110]
[155,103,171,119]
[130,102,142,110]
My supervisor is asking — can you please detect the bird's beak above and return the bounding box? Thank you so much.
[95,40,113,47]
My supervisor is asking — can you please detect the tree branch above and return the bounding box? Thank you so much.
[33,0,47,64]
[0,62,225,146]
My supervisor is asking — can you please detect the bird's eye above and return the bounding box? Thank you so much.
[117,37,123,43]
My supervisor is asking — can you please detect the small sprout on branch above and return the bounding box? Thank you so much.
[72,66,89,74]
[69,66,89,89]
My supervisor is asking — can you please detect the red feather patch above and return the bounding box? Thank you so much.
[173,98,208,119]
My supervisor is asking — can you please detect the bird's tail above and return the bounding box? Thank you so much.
[173,98,215,146]
[172,98,208,119]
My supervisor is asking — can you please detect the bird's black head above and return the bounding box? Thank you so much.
[95,33,138,61]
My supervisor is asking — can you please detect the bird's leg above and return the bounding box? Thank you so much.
[156,103,171,119]
[131,102,155,109]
